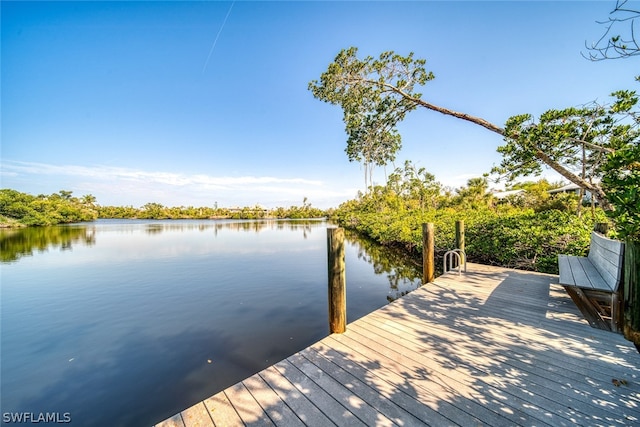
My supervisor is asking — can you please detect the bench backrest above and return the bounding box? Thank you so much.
[588,231,625,291]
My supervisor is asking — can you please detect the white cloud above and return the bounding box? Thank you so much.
[1,160,353,208]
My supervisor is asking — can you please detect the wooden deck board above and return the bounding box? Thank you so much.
[241,373,305,427]
[224,381,276,426]
[203,392,244,427]
[181,403,213,427]
[258,365,334,427]
[155,263,640,427]
[345,319,564,426]
[327,325,522,426]
[273,359,366,427]
[358,307,639,421]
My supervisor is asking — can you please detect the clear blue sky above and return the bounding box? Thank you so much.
[1,1,637,209]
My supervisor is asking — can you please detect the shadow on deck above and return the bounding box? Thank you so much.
[156,263,640,426]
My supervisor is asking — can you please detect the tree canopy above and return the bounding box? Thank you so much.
[310,45,639,238]
[494,90,639,211]
[308,47,500,188]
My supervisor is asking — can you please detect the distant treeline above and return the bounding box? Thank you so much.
[0,189,327,227]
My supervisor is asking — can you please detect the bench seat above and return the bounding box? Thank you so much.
[558,231,624,332]
[558,254,614,292]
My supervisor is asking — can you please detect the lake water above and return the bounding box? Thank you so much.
[1,219,422,426]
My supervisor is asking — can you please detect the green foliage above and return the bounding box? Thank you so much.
[1,189,327,226]
[99,203,326,221]
[309,47,433,187]
[331,174,606,274]
[496,105,611,204]
[387,160,443,211]
[495,87,640,241]
[495,88,640,214]
[465,210,601,273]
[0,189,98,226]
[601,135,640,240]
[453,177,493,208]
[599,89,640,240]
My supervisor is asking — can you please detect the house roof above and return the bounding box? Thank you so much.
[491,189,525,199]
[547,183,582,193]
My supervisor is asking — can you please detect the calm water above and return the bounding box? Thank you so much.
[1,219,422,426]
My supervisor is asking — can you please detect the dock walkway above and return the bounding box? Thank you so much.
[156,263,640,426]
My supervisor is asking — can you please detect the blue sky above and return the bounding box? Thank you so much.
[1,1,637,209]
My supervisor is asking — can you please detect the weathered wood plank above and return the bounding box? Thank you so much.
[288,352,395,426]
[202,392,244,427]
[359,306,640,421]
[558,255,574,285]
[224,381,275,426]
[156,263,640,427]
[560,232,624,293]
[424,275,634,366]
[258,365,334,427]
[346,318,572,426]
[299,346,425,426]
[589,232,624,285]
[155,413,184,427]
[180,403,214,427]
[273,359,367,427]
[242,373,305,426]
[325,330,516,426]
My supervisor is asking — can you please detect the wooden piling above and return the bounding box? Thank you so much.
[423,223,435,284]
[623,239,640,347]
[327,227,346,334]
[594,222,610,235]
[455,220,465,266]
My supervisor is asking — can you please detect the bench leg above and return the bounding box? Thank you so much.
[563,286,612,331]
[612,292,623,333]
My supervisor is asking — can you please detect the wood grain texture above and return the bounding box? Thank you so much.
[156,263,640,427]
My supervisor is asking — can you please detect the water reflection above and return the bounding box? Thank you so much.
[138,219,319,238]
[0,220,324,261]
[344,229,422,302]
[0,226,96,263]
[1,219,421,426]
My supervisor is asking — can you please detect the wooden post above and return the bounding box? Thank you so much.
[594,222,610,235]
[455,220,465,266]
[423,223,435,284]
[623,239,640,348]
[327,227,346,334]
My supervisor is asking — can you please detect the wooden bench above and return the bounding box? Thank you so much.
[558,231,625,332]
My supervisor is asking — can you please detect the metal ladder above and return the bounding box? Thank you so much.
[443,249,466,275]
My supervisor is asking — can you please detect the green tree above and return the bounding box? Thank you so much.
[58,190,74,200]
[309,47,638,215]
[599,90,640,240]
[454,177,493,208]
[81,194,97,206]
[309,47,610,198]
[491,97,633,210]
[140,202,166,219]
[308,48,433,189]
[388,160,443,211]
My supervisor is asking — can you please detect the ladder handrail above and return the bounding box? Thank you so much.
[443,249,467,275]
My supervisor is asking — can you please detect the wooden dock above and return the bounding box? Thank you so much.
[155,263,640,426]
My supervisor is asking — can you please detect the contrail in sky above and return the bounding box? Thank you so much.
[202,1,235,74]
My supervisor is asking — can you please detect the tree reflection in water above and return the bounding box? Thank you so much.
[0,226,95,263]
[344,229,423,302]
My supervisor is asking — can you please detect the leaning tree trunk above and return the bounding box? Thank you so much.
[623,239,640,348]
[384,82,614,211]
